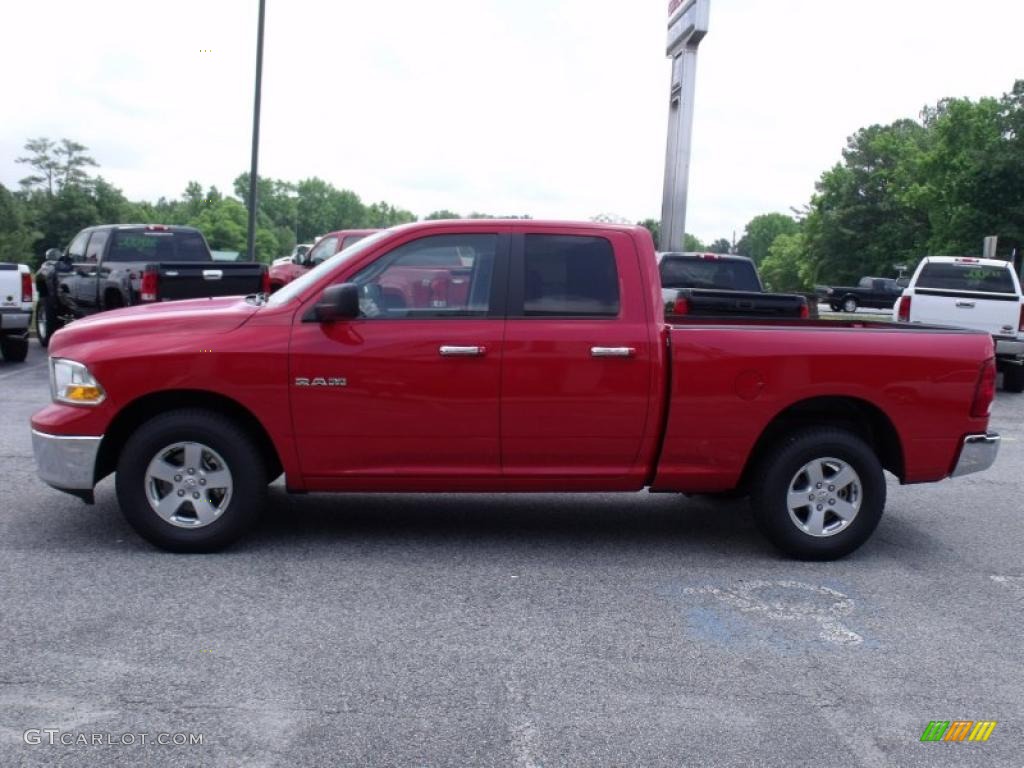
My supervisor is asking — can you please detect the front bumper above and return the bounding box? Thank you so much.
[31,430,101,494]
[951,433,1000,478]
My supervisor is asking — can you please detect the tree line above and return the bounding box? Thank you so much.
[2,81,1022,279]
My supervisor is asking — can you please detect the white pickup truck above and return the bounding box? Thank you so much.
[893,256,1024,392]
[0,262,33,362]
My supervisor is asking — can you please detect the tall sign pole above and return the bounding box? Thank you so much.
[660,0,709,252]
[246,0,267,262]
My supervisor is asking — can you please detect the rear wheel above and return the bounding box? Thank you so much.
[842,297,858,313]
[0,336,28,362]
[750,428,885,560]
[36,295,63,348]
[829,302,842,312]
[115,409,266,552]
[1004,365,1024,393]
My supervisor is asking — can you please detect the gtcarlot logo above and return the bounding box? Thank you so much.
[24,730,204,746]
[920,720,997,742]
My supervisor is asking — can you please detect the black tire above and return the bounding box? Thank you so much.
[1004,365,1024,393]
[750,428,885,560]
[0,336,29,362]
[115,409,266,552]
[36,294,62,348]
[842,296,858,313]
[829,302,842,312]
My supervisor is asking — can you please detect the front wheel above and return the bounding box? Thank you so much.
[842,297,858,313]
[36,295,63,348]
[1004,365,1024,393]
[115,409,266,552]
[750,428,885,560]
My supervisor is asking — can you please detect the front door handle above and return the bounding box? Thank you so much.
[439,345,486,357]
[591,347,636,358]
[955,300,975,308]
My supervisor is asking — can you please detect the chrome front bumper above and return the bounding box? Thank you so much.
[951,433,1000,478]
[31,430,101,493]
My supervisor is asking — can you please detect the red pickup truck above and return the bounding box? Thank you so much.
[31,220,1000,559]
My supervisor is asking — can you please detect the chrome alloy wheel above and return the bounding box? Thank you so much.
[144,442,233,528]
[786,457,861,537]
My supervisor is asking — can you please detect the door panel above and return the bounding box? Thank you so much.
[500,231,654,481]
[290,230,509,482]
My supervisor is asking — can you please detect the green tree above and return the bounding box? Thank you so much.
[54,139,98,189]
[736,213,800,265]
[16,138,60,195]
[0,183,40,265]
[759,233,811,292]
[425,209,461,220]
[707,238,732,254]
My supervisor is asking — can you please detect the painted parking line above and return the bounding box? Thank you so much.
[0,361,48,382]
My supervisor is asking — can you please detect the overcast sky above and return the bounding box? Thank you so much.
[1,0,1021,243]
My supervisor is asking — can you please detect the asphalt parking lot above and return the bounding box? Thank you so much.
[1,341,1022,767]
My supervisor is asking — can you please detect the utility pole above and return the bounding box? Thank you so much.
[246,0,267,262]
[660,0,709,252]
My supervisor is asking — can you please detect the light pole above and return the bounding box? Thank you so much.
[660,0,709,252]
[246,0,267,262]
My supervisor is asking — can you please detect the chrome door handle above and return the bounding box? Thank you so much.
[439,345,485,357]
[203,269,223,280]
[591,347,635,358]
[955,300,975,308]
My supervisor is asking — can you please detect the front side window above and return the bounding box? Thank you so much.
[351,234,498,319]
[67,231,90,260]
[308,236,339,265]
[340,234,370,249]
[521,235,619,316]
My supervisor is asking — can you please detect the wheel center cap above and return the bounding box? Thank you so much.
[183,477,198,489]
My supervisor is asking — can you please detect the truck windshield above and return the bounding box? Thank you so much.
[917,263,1017,294]
[106,230,208,262]
[265,229,391,307]
[659,258,761,292]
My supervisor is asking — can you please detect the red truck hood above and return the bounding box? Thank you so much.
[49,297,259,355]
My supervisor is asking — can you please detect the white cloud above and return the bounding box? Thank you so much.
[1,0,1021,242]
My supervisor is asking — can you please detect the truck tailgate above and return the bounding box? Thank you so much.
[154,262,266,300]
[910,288,1021,336]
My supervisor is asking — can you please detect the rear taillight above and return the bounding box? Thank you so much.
[799,302,809,319]
[970,357,997,418]
[140,271,158,302]
[897,295,912,322]
[21,271,32,303]
[261,269,271,294]
[673,297,691,315]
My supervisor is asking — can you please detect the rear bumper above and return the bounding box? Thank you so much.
[951,433,1000,478]
[31,430,101,493]
[0,308,31,330]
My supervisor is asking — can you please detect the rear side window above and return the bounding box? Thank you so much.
[916,262,1016,294]
[659,257,760,292]
[522,235,619,317]
[106,230,207,262]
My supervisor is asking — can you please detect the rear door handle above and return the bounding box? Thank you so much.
[439,345,485,357]
[203,269,223,280]
[591,347,636,358]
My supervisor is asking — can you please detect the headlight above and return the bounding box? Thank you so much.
[50,358,106,406]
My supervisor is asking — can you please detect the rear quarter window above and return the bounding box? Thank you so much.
[916,263,1017,293]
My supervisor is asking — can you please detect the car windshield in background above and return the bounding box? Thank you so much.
[917,263,1017,293]
[659,258,761,292]
[265,229,392,306]
[106,229,207,262]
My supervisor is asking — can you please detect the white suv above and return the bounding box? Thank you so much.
[893,256,1024,392]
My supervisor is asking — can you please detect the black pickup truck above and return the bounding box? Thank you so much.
[658,251,810,319]
[35,225,268,346]
[815,276,908,312]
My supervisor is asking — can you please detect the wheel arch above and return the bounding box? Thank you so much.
[96,390,284,485]
[741,396,904,486]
